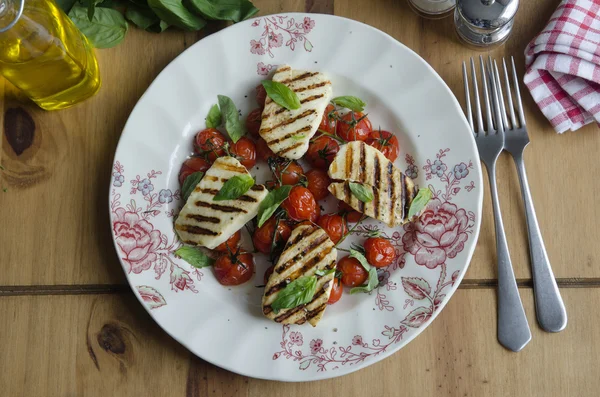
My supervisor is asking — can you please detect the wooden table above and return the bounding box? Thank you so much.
[1,0,599,395]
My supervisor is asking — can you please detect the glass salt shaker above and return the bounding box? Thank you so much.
[454,0,519,48]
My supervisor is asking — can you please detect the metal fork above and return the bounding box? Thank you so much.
[462,57,531,352]
[494,57,567,333]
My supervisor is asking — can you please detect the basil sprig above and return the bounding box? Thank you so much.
[407,187,433,219]
[315,268,335,277]
[69,4,128,49]
[175,246,214,268]
[271,275,318,314]
[349,182,374,203]
[331,96,366,112]
[205,104,222,129]
[181,171,204,202]
[261,80,301,110]
[257,185,292,227]
[217,95,244,143]
[349,249,380,294]
[213,174,254,201]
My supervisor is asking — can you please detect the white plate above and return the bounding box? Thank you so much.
[109,13,483,381]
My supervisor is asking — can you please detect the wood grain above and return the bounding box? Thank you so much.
[0,0,598,287]
[0,289,597,396]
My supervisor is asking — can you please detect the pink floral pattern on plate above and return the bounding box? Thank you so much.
[250,15,316,74]
[110,161,202,309]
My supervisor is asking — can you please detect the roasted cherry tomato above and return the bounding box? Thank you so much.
[306,169,331,201]
[364,237,396,268]
[306,136,340,169]
[281,186,318,222]
[337,256,368,287]
[252,217,292,254]
[230,137,257,169]
[195,128,227,160]
[214,252,255,286]
[256,84,267,108]
[318,104,338,135]
[179,157,211,185]
[246,108,263,138]
[273,160,304,186]
[328,277,343,304]
[256,138,275,161]
[317,213,348,244]
[310,204,321,224]
[264,265,275,284]
[293,220,314,229]
[337,201,363,223]
[336,112,372,142]
[366,130,400,162]
[213,230,241,253]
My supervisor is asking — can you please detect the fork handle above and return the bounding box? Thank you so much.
[512,153,567,333]
[486,162,532,352]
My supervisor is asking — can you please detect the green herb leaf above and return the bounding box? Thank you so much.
[184,0,258,22]
[181,171,204,202]
[407,187,433,219]
[331,96,366,112]
[349,248,371,271]
[125,3,160,30]
[349,182,374,203]
[350,268,379,294]
[217,95,244,143]
[271,275,318,314]
[315,268,335,277]
[256,185,292,227]
[290,134,305,142]
[175,246,214,268]
[69,4,128,49]
[148,0,206,31]
[56,0,78,13]
[214,175,254,201]
[148,20,170,33]
[261,80,301,110]
[205,104,222,129]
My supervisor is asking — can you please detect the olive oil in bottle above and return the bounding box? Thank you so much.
[0,0,101,110]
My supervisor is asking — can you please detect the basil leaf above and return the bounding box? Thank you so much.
[350,268,379,294]
[148,0,206,31]
[181,171,204,202]
[126,3,160,30]
[56,0,77,13]
[217,95,244,143]
[184,0,258,22]
[175,246,214,268]
[271,276,318,314]
[331,96,366,112]
[349,249,371,271]
[257,185,292,227]
[69,5,128,49]
[214,175,254,201]
[261,80,301,111]
[205,104,222,129]
[408,188,433,219]
[148,20,170,32]
[349,182,374,203]
[315,268,335,277]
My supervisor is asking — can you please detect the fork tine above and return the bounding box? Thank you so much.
[502,58,518,129]
[510,56,526,127]
[493,60,509,129]
[479,56,494,134]
[462,62,474,133]
[470,58,484,134]
[488,58,504,133]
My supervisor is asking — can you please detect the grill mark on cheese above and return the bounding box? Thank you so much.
[306,302,328,321]
[259,109,316,134]
[276,142,304,156]
[373,155,381,219]
[250,185,266,192]
[175,224,220,236]
[387,162,395,221]
[345,142,353,177]
[279,71,319,84]
[203,176,229,183]
[186,214,220,224]
[285,226,320,249]
[274,233,329,275]
[287,244,333,281]
[266,125,312,145]
[195,201,247,213]
[293,81,329,93]
[400,175,407,220]
[215,163,246,173]
[358,141,366,182]
[300,94,325,105]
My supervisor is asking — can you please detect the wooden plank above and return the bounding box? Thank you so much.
[1,0,599,286]
[0,289,596,396]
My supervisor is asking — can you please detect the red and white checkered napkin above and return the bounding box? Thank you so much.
[524,0,600,133]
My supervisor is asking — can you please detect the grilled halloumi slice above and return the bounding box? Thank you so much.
[262,224,337,327]
[328,141,417,227]
[259,65,333,159]
[175,157,268,249]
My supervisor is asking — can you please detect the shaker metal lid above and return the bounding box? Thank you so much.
[456,0,518,29]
